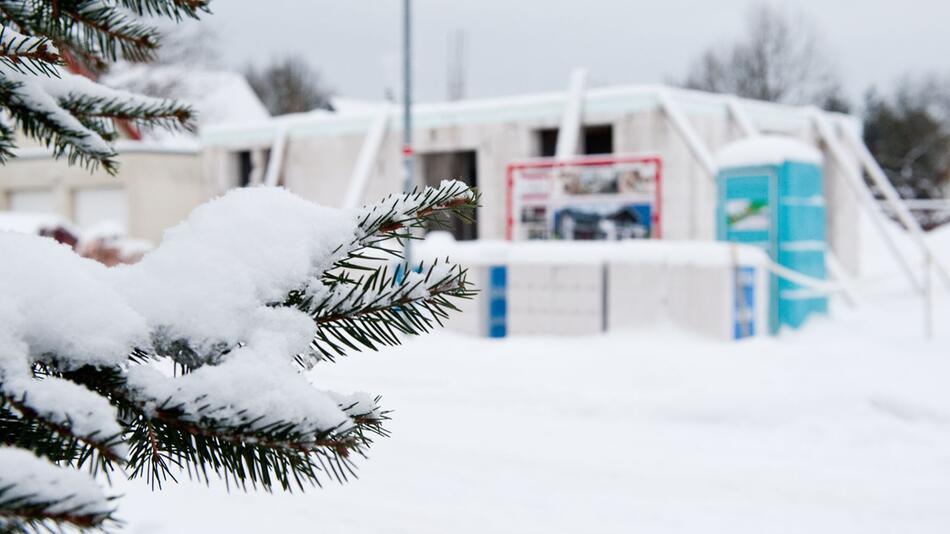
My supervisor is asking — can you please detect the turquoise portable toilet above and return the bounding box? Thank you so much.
[715,136,828,334]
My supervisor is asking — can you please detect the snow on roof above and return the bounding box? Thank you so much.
[716,135,824,169]
[329,96,395,114]
[201,83,861,148]
[103,65,270,137]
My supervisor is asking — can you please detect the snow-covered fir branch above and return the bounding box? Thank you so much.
[115,0,211,19]
[0,62,194,170]
[0,25,60,76]
[0,64,117,166]
[0,0,205,170]
[0,447,116,532]
[297,259,474,364]
[0,182,476,517]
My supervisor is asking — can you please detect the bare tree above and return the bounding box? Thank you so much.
[681,3,840,106]
[245,55,334,116]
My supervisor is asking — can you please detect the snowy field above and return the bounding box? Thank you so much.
[118,277,950,533]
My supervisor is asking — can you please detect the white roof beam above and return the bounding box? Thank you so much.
[554,68,587,160]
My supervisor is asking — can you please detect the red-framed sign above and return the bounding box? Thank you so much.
[505,154,663,241]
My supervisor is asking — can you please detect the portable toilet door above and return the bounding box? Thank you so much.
[715,136,829,334]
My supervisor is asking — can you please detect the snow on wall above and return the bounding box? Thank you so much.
[416,232,770,268]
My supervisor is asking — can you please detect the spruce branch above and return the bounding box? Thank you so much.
[0,490,116,534]
[334,182,479,272]
[0,0,206,171]
[59,362,389,492]
[0,117,14,162]
[0,446,117,534]
[0,392,124,466]
[0,0,156,66]
[123,403,385,492]
[283,182,479,364]
[58,92,194,132]
[23,0,162,63]
[290,259,476,364]
[0,25,61,76]
[0,404,90,467]
[116,0,211,20]
[0,73,117,171]
[65,3,160,62]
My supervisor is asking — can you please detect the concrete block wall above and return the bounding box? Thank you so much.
[422,240,771,341]
[506,264,603,336]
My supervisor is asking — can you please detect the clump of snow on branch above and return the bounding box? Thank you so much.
[113,187,357,356]
[0,25,59,68]
[0,447,113,524]
[0,232,148,369]
[125,351,357,438]
[306,258,464,319]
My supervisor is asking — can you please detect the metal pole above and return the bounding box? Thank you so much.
[402,0,414,267]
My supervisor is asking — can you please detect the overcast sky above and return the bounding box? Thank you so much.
[206,0,950,104]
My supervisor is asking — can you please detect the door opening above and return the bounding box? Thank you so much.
[421,150,478,241]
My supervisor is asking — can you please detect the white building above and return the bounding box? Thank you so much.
[201,83,866,274]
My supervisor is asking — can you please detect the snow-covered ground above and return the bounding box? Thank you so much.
[118,276,950,533]
[111,215,950,533]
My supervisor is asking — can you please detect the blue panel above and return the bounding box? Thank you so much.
[779,162,823,196]
[487,265,507,338]
[776,160,827,331]
[778,249,826,280]
[779,205,825,241]
[733,266,756,339]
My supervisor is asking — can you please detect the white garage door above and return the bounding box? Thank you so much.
[73,186,127,231]
[7,189,55,213]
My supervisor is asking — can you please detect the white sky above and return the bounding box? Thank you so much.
[207,0,950,104]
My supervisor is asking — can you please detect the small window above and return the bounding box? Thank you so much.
[533,124,614,157]
[582,125,613,154]
[537,128,559,157]
[421,150,478,241]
